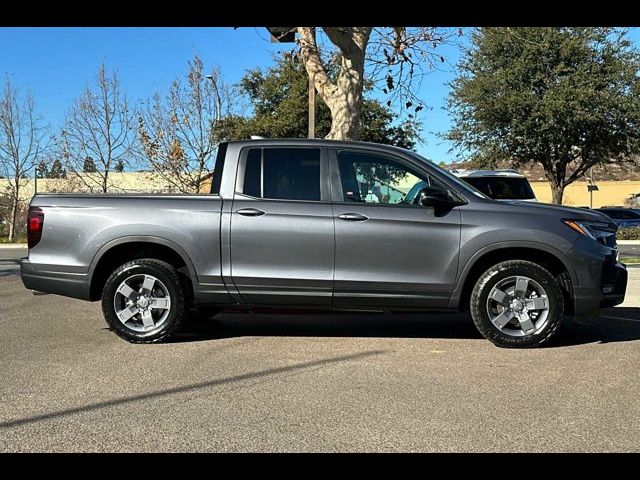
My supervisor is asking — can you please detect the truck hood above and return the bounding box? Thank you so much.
[499,200,615,225]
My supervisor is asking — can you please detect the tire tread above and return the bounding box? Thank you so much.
[470,260,564,348]
[101,258,186,344]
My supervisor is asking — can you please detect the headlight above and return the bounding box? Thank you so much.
[563,219,617,246]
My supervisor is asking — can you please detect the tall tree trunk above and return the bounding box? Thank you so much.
[325,53,365,140]
[298,27,371,141]
[8,181,18,242]
[550,182,564,205]
[545,161,566,205]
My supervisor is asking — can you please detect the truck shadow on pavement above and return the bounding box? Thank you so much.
[172,307,640,347]
[0,260,20,278]
[0,350,386,430]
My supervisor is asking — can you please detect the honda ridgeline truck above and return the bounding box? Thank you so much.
[21,139,628,347]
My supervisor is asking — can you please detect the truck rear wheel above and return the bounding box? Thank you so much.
[101,259,187,343]
[470,260,563,348]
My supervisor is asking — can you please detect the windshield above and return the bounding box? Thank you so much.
[407,152,489,199]
[463,177,535,200]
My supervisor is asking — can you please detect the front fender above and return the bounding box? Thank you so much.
[449,240,578,309]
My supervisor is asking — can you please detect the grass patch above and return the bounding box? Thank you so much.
[0,235,27,244]
[621,256,640,265]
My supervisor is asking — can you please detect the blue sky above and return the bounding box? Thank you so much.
[1,27,638,163]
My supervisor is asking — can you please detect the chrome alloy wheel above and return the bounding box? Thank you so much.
[486,276,550,337]
[113,274,171,332]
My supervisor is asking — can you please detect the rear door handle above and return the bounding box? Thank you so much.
[338,213,368,221]
[236,208,266,217]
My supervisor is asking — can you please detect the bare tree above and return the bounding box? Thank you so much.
[58,64,134,193]
[0,78,47,241]
[293,27,456,140]
[137,55,228,193]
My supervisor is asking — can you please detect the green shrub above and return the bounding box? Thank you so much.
[0,234,27,244]
[617,227,640,240]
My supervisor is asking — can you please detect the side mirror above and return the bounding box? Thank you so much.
[417,186,458,212]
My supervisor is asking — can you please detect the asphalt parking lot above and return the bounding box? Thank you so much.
[620,242,640,257]
[1,248,639,452]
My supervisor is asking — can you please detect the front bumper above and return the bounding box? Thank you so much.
[20,258,91,300]
[573,256,627,320]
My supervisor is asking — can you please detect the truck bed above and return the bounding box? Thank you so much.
[23,193,227,302]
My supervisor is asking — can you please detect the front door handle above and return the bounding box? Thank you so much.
[338,213,368,221]
[236,208,266,217]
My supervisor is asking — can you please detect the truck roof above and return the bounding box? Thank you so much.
[224,138,415,156]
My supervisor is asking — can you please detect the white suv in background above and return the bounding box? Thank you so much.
[449,169,537,202]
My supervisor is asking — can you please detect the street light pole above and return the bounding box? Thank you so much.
[264,27,316,138]
[587,167,599,209]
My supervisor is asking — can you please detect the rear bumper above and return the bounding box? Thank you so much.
[20,258,91,300]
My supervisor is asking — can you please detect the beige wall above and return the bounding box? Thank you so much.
[530,181,640,208]
[1,172,189,202]
[3,174,640,208]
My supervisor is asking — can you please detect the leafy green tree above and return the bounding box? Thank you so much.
[218,57,418,150]
[36,160,48,178]
[48,159,67,179]
[447,28,640,204]
[83,156,97,172]
[114,159,125,173]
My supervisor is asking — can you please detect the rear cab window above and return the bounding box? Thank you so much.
[210,142,228,195]
[239,147,322,201]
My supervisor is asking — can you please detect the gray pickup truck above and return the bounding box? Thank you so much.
[21,139,627,347]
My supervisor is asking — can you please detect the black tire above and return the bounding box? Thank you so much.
[101,259,187,343]
[470,260,563,348]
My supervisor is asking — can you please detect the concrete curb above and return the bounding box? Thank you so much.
[618,240,640,245]
[0,243,27,249]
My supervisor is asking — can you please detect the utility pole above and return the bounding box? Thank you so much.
[265,27,316,138]
[587,166,599,209]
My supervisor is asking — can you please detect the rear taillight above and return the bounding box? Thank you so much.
[27,207,44,249]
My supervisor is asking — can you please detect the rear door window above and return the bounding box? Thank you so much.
[241,147,321,201]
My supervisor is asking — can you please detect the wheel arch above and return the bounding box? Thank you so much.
[451,242,576,315]
[88,236,198,301]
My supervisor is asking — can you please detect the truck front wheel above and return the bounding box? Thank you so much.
[101,259,187,343]
[470,260,564,348]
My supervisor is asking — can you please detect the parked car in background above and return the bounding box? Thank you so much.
[448,169,537,202]
[596,208,640,228]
